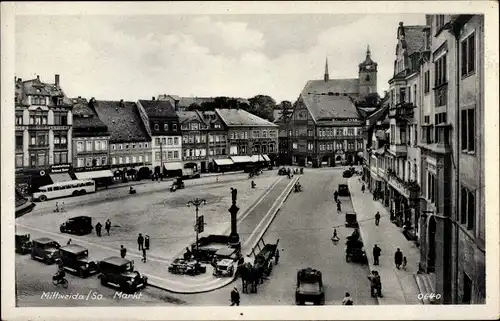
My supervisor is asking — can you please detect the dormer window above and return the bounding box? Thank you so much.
[154,123,159,131]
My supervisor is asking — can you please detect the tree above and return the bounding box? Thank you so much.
[248,95,276,122]
[187,103,201,111]
[278,100,293,123]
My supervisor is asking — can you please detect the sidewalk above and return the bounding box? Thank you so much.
[348,177,422,305]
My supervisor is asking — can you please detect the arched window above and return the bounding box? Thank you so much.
[467,191,475,230]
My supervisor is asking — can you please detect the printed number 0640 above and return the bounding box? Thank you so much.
[418,293,441,300]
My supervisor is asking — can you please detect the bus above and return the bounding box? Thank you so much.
[33,180,96,202]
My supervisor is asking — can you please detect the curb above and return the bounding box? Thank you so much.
[147,277,237,295]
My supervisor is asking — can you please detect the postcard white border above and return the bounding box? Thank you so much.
[2,1,499,320]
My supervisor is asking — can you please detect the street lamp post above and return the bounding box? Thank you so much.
[228,187,241,249]
[187,198,206,252]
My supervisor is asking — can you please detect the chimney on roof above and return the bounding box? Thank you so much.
[17,78,22,83]
[55,74,60,87]
[120,99,125,107]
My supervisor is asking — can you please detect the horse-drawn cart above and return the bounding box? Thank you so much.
[238,238,280,294]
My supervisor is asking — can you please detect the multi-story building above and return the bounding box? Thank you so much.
[288,51,377,167]
[71,97,112,182]
[137,99,181,176]
[92,99,152,175]
[215,108,278,168]
[416,14,485,305]
[386,22,427,241]
[275,114,292,165]
[177,111,208,173]
[196,110,230,172]
[15,74,74,192]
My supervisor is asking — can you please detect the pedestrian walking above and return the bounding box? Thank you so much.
[342,292,354,305]
[60,202,65,212]
[372,189,377,200]
[375,211,381,226]
[230,287,240,306]
[333,190,338,202]
[394,248,403,269]
[368,271,378,297]
[120,245,127,258]
[372,244,381,265]
[274,248,280,265]
[145,234,150,250]
[137,233,144,251]
[361,184,365,193]
[67,238,72,245]
[105,219,111,235]
[402,256,407,270]
[55,202,59,213]
[141,248,147,263]
[337,200,342,212]
[95,222,102,237]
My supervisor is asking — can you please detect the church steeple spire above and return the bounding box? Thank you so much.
[366,45,371,58]
[324,57,329,82]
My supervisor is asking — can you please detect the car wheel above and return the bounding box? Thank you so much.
[60,226,65,233]
[39,195,47,202]
[72,191,80,196]
[100,276,107,285]
[79,269,86,278]
[31,253,36,260]
[80,189,86,195]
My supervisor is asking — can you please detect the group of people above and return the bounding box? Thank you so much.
[54,202,66,213]
[333,191,342,212]
[119,233,151,263]
[294,181,302,192]
[94,219,112,237]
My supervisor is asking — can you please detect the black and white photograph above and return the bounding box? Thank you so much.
[1,1,498,320]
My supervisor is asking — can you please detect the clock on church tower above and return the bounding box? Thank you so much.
[358,45,378,97]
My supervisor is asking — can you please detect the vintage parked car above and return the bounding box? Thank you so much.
[170,178,185,192]
[31,237,61,264]
[295,267,325,305]
[98,256,147,293]
[337,184,350,197]
[60,216,93,236]
[15,233,33,254]
[277,167,288,176]
[59,244,99,278]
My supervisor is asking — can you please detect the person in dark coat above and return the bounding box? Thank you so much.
[144,235,150,250]
[373,244,381,265]
[337,200,342,212]
[230,287,240,306]
[137,233,144,251]
[394,248,403,269]
[105,219,111,235]
[95,222,102,237]
[333,190,338,202]
[141,248,147,263]
[375,212,381,226]
[120,245,127,258]
[361,184,365,193]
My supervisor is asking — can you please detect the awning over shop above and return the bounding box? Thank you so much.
[357,152,364,158]
[262,155,270,162]
[230,156,253,163]
[250,155,264,162]
[75,170,114,180]
[50,172,73,183]
[214,158,234,166]
[163,162,183,171]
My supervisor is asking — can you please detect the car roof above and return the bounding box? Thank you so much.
[101,256,131,266]
[60,244,88,253]
[216,247,235,256]
[67,216,91,220]
[33,237,57,244]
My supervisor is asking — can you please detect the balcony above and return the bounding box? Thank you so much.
[388,102,415,121]
[28,144,49,150]
[388,143,407,156]
[387,170,420,199]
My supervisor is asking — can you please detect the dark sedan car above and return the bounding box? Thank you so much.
[342,170,353,178]
[60,216,93,235]
[59,244,99,278]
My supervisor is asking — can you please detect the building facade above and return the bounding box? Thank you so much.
[15,74,74,191]
[178,111,208,173]
[197,110,230,172]
[71,97,110,178]
[137,99,181,176]
[386,22,427,242]
[92,99,152,174]
[416,14,485,304]
[215,108,278,168]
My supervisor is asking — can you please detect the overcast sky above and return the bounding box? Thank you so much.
[15,14,426,103]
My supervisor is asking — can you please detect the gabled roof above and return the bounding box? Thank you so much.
[215,108,278,127]
[399,25,428,55]
[71,97,109,133]
[93,100,150,143]
[300,94,360,123]
[138,100,177,118]
[196,110,221,125]
[302,78,360,96]
[15,76,73,107]
[177,111,204,124]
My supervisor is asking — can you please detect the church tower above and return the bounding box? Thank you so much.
[324,57,329,82]
[358,45,378,98]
